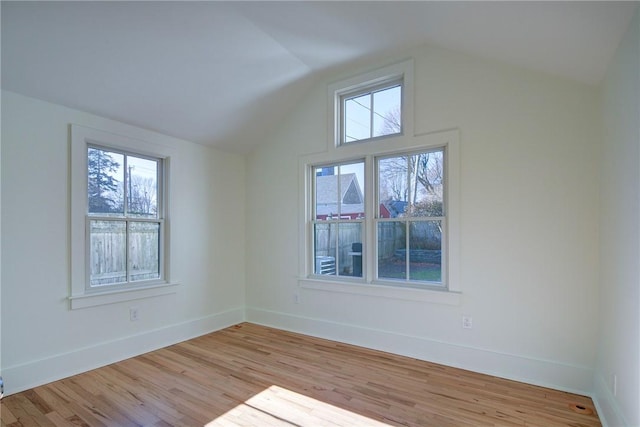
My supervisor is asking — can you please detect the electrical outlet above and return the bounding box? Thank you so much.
[462,316,473,329]
[294,293,300,304]
[130,307,140,322]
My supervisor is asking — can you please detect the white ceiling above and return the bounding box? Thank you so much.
[2,1,636,153]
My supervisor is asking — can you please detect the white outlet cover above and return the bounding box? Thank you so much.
[462,316,473,329]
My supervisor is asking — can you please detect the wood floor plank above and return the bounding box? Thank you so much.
[1,323,601,427]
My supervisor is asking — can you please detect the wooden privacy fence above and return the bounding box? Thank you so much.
[315,221,442,265]
[377,222,404,260]
[379,220,442,257]
[314,222,362,275]
[90,221,159,285]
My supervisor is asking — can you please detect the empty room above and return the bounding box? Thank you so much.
[1,1,639,426]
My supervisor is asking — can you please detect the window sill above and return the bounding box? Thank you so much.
[298,277,461,305]
[69,282,179,310]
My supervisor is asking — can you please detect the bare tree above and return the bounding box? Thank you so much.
[129,176,157,216]
[380,106,402,135]
[413,152,443,195]
[379,156,409,202]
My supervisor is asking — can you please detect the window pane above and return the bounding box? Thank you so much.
[377,221,406,280]
[129,221,160,282]
[409,221,442,283]
[344,93,371,142]
[89,220,126,286]
[314,222,336,275]
[315,166,338,219]
[88,148,124,216]
[407,151,444,217]
[314,222,363,277]
[337,222,363,277]
[378,156,409,218]
[373,85,401,137]
[127,156,159,218]
[315,162,364,220]
[378,150,444,219]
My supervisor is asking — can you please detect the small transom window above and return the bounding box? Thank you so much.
[340,80,402,145]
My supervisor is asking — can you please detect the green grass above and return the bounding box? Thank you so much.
[378,260,442,283]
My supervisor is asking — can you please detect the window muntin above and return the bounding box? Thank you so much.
[312,162,365,278]
[86,146,163,289]
[376,149,445,286]
[341,80,402,145]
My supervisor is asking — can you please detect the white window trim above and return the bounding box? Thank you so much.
[328,58,414,150]
[298,128,461,305]
[70,124,178,310]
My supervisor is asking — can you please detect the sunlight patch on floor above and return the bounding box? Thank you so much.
[205,385,391,426]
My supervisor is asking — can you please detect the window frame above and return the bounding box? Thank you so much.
[85,144,165,290]
[70,125,177,310]
[328,59,414,150]
[339,77,403,145]
[299,129,461,305]
[311,160,366,279]
[374,147,447,287]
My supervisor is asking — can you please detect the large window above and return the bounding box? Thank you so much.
[306,60,459,301]
[70,125,176,309]
[309,148,446,288]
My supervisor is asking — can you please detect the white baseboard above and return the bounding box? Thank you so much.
[2,307,244,395]
[592,372,629,427]
[246,307,594,396]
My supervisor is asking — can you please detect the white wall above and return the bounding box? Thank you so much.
[246,45,602,394]
[595,8,640,427]
[0,91,246,394]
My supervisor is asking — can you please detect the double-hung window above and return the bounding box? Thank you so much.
[376,149,445,284]
[87,146,163,287]
[70,125,176,309]
[312,161,365,277]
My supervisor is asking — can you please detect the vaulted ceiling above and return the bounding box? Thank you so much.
[2,1,636,153]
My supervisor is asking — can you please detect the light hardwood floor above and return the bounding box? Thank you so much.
[1,323,600,426]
